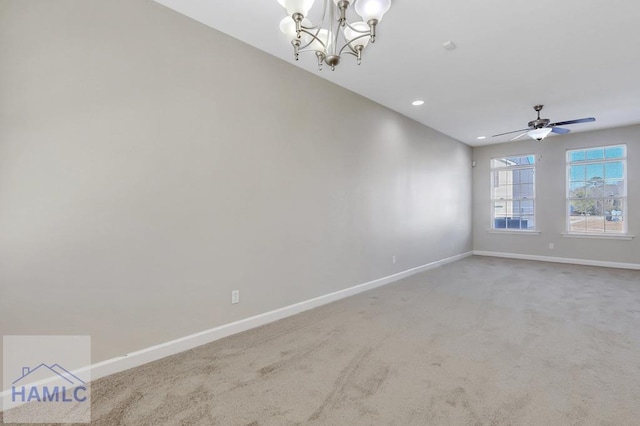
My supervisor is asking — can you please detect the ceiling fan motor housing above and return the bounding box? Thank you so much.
[528,118,550,129]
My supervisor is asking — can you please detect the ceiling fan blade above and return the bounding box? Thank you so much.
[548,117,595,127]
[551,127,571,135]
[509,132,528,142]
[492,128,530,137]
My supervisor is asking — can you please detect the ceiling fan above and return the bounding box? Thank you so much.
[492,105,596,141]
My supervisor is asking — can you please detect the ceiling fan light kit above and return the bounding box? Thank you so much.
[527,127,552,141]
[492,105,596,142]
[277,0,391,71]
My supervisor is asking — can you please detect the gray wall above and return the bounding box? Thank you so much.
[473,124,639,264]
[0,0,472,368]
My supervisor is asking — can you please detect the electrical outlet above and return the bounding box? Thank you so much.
[392,255,396,264]
[231,290,240,304]
[549,243,554,249]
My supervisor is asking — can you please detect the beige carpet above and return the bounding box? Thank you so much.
[3,256,640,425]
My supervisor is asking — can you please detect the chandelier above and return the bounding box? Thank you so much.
[277,0,392,71]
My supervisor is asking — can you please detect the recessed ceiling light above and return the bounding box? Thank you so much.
[477,136,487,140]
[412,100,424,106]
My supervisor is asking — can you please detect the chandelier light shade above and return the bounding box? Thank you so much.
[355,0,391,22]
[277,0,392,71]
[277,0,316,16]
[527,127,553,141]
[344,21,370,49]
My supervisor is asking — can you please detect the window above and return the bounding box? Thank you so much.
[491,154,535,230]
[566,145,627,234]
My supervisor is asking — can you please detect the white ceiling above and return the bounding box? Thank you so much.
[154,0,640,147]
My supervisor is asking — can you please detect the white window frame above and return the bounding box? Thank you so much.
[490,153,536,232]
[565,144,628,236]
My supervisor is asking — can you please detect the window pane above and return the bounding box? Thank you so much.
[493,200,508,229]
[605,146,624,159]
[593,200,605,216]
[511,169,521,184]
[512,201,521,216]
[570,165,585,181]
[586,148,604,160]
[568,203,587,232]
[605,161,624,179]
[498,170,510,185]
[506,217,523,229]
[493,201,508,221]
[493,183,511,199]
[569,181,585,197]
[522,155,535,165]
[604,179,624,196]
[491,158,505,168]
[521,200,534,215]
[512,184,521,199]
[604,198,623,212]
[505,157,520,166]
[586,164,604,180]
[605,217,624,232]
[521,215,534,230]
[570,199,596,216]
[503,200,514,217]
[520,168,534,185]
[520,183,534,199]
[586,180,604,198]
[586,213,605,233]
[569,151,584,162]
[569,150,585,162]
[604,199,624,232]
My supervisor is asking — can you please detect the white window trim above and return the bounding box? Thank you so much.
[565,145,627,236]
[561,232,634,240]
[487,229,541,235]
[490,153,537,232]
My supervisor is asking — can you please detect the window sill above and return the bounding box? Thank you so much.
[487,229,541,235]
[561,233,634,240]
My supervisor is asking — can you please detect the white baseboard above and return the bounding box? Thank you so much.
[2,251,471,398]
[473,250,640,270]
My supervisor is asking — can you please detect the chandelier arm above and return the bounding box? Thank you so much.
[339,47,363,66]
[338,33,370,56]
[343,21,370,33]
[295,49,330,57]
[339,50,358,58]
[338,42,356,56]
[298,28,327,51]
[300,23,323,31]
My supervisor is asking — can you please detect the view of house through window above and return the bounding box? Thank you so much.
[567,145,627,234]
[491,154,535,230]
